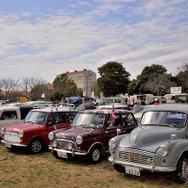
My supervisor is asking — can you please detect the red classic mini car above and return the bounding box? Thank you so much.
[1,107,77,153]
[48,108,138,163]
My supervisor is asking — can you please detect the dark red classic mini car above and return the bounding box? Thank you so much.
[1,107,77,153]
[48,108,138,163]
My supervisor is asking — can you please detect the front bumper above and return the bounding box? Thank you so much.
[1,140,27,147]
[108,156,176,172]
[49,146,87,156]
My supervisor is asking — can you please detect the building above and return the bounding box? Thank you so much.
[59,69,96,97]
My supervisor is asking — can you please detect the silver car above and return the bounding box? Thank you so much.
[108,104,188,183]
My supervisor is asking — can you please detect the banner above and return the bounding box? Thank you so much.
[170,87,182,94]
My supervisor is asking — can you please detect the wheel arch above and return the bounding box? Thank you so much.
[87,142,105,155]
[28,135,45,146]
[176,150,188,166]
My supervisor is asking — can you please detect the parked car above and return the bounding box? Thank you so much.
[0,106,33,138]
[48,108,138,163]
[175,94,188,103]
[105,97,123,104]
[1,107,77,153]
[108,103,188,183]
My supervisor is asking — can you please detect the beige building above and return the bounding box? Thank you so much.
[65,69,96,97]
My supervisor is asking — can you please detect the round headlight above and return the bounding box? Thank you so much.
[157,146,169,157]
[48,132,54,141]
[19,131,24,138]
[1,127,5,135]
[68,143,73,150]
[76,136,83,145]
[109,139,117,149]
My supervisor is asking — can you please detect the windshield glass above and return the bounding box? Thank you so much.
[72,113,105,128]
[141,111,187,128]
[25,111,48,124]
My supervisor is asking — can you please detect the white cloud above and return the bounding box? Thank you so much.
[0,0,187,83]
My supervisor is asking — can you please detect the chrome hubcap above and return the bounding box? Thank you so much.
[92,149,100,161]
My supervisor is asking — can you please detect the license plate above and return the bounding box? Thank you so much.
[5,141,12,148]
[57,151,68,158]
[125,166,140,176]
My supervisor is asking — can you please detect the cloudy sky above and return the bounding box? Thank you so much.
[0,0,187,83]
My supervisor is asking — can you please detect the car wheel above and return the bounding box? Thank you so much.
[114,164,125,173]
[175,154,188,183]
[88,146,101,164]
[29,139,43,154]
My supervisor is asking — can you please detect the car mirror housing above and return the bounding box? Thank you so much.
[116,128,121,136]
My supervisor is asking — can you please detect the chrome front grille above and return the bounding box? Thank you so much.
[54,139,76,150]
[119,151,153,165]
[4,132,20,142]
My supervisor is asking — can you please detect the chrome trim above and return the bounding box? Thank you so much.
[108,156,176,172]
[52,148,87,156]
[1,140,27,147]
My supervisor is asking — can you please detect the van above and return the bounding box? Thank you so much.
[131,94,154,105]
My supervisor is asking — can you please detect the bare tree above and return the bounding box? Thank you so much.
[21,77,49,100]
[0,78,19,100]
[176,62,188,93]
[143,74,177,95]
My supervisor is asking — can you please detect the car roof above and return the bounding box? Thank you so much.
[96,104,128,109]
[78,108,131,114]
[145,103,188,114]
[0,106,20,111]
[30,107,76,113]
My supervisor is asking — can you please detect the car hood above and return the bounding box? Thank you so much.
[119,125,185,153]
[55,126,98,140]
[4,122,44,134]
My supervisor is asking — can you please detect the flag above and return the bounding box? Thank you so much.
[111,104,117,121]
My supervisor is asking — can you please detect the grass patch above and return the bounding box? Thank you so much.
[0,144,188,188]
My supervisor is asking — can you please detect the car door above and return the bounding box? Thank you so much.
[103,113,137,151]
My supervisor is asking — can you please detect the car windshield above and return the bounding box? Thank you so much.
[72,113,105,128]
[25,111,48,124]
[141,111,187,128]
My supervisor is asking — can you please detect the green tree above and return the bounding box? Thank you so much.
[97,61,130,97]
[91,81,101,98]
[128,79,138,95]
[134,64,167,94]
[53,74,78,100]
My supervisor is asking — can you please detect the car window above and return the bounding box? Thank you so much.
[1,111,17,120]
[25,111,48,124]
[141,111,187,128]
[49,112,66,125]
[72,113,105,128]
[66,112,77,122]
[122,114,136,127]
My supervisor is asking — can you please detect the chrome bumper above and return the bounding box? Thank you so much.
[1,140,27,147]
[108,156,176,172]
[49,146,87,156]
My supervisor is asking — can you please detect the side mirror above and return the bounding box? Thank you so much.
[116,128,121,136]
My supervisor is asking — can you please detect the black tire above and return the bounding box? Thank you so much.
[114,164,125,173]
[29,138,43,154]
[88,146,101,164]
[175,154,188,183]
